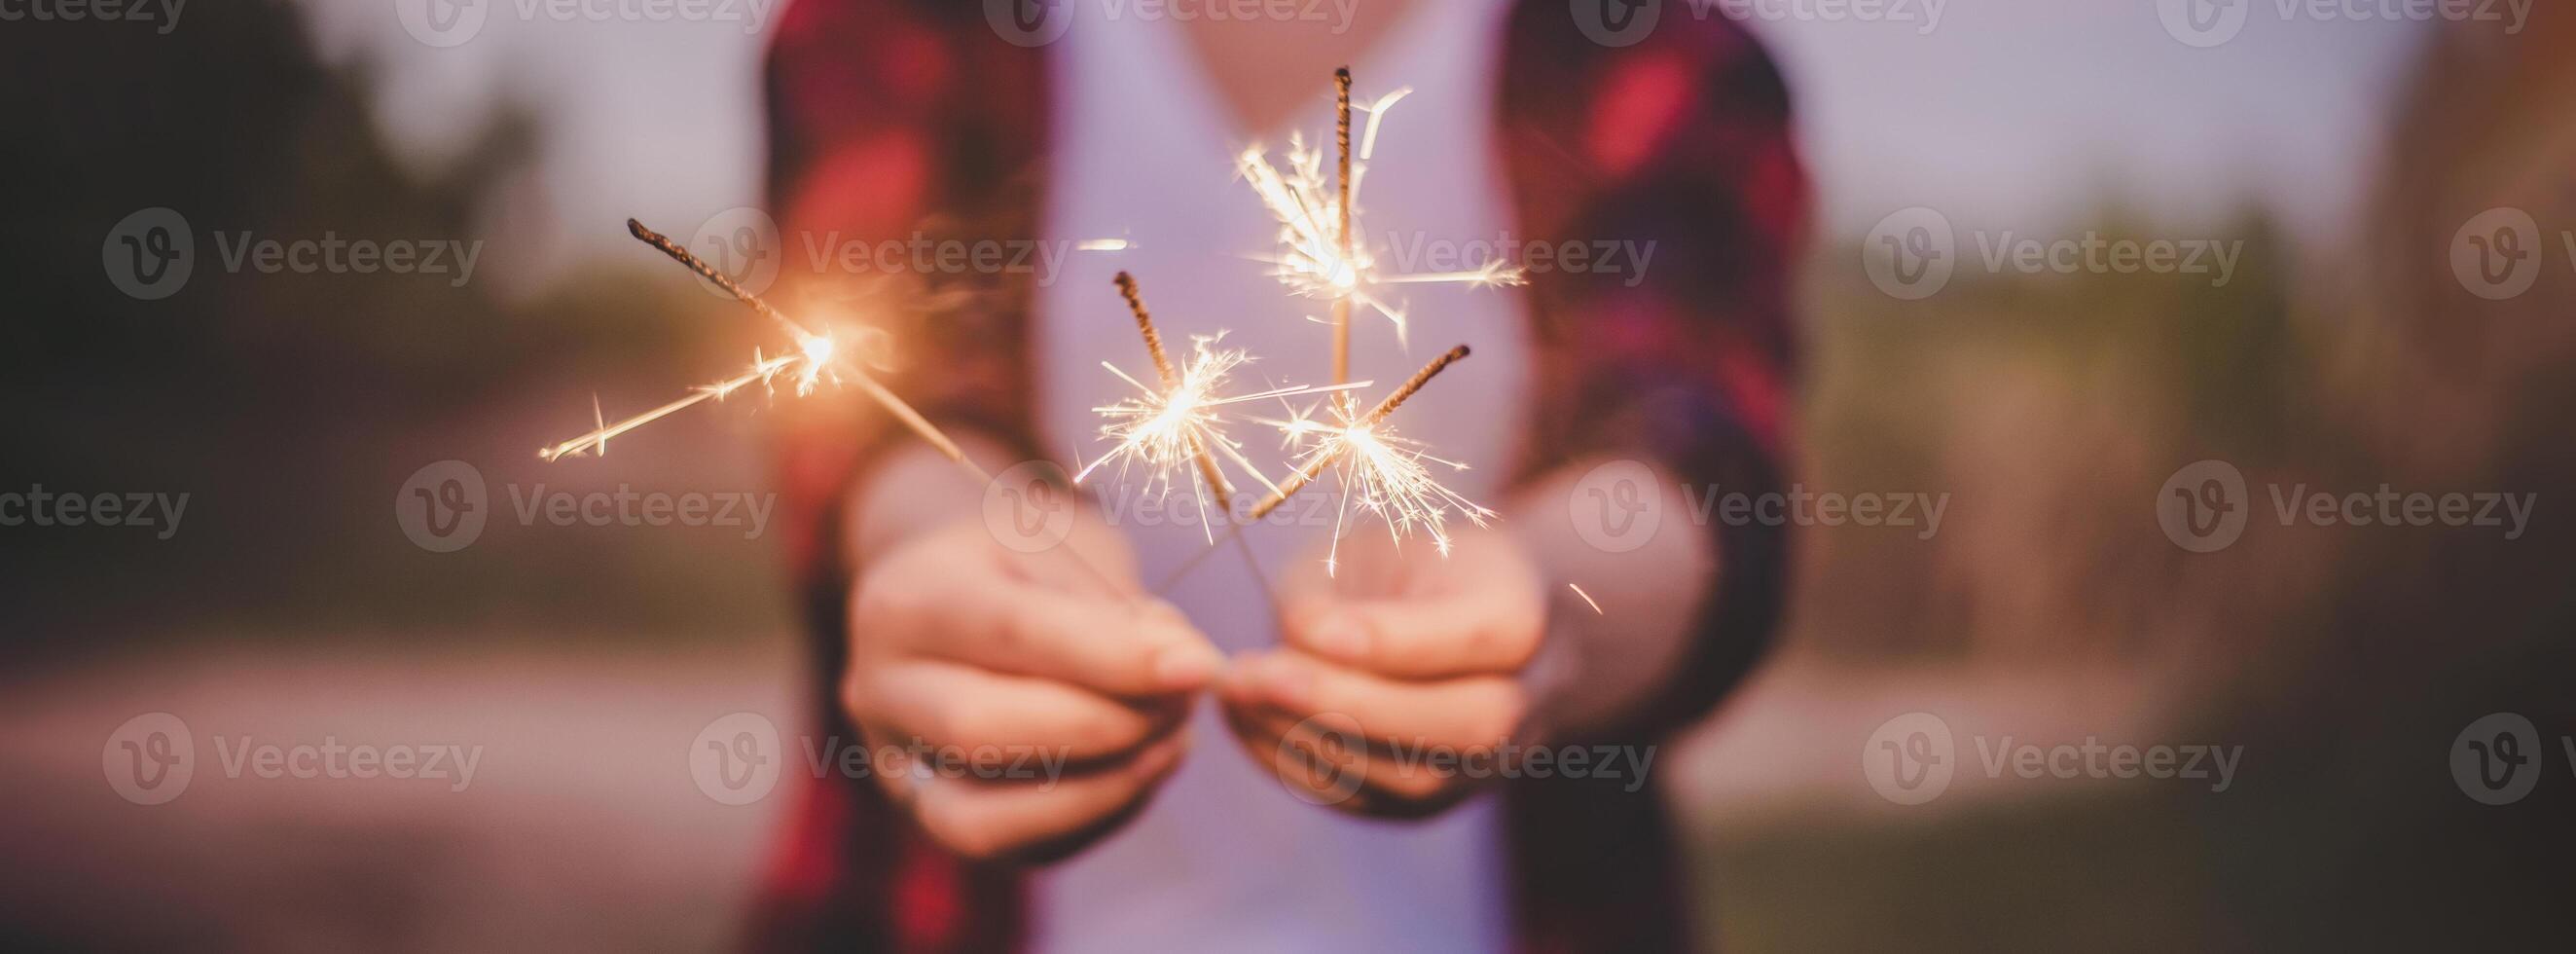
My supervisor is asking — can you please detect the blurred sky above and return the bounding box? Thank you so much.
[287,0,2425,296]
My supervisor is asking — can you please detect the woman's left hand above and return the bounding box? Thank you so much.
[1218,525,1549,817]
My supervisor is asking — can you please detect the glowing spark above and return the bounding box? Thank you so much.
[1235,78,1525,351]
[1075,238,1132,252]
[539,345,819,461]
[1077,332,1368,541]
[1246,345,1486,574]
[1569,583,1604,616]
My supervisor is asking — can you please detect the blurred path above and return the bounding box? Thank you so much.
[0,641,800,954]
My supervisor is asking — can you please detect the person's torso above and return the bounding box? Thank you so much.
[1027,3,1535,950]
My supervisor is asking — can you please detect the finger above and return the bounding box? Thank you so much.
[1219,651,1526,752]
[1220,701,1457,813]
[908,730,1189,862]
[916,585,1222,697]
[846,659,1185,766]
[1278,581,1544,680]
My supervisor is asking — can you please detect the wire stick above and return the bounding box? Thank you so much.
[1114,273,1277,613]
[1330,67,1355,394]
[1247,344,1469,521]
[623,219,1153,600]
[1114,273,1235,504]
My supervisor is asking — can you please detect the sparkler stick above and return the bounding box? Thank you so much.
[1114,273,1235,505]
[539,220,1204,603]
[1248,344,1470,521]
[1237,71,1526,354]
[1331,67,1354,391]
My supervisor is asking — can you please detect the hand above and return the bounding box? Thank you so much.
[843,503,1222,862]
[1219,525,1549,817]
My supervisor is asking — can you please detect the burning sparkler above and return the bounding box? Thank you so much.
[539,220,871,464]
[1236,68,1525,371]
[1248,344,1492,575]
[1076,273,1369,543]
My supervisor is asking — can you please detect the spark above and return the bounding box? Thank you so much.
[1568,582,1604,615]
[1235,77,1525,352]
[538,344,819,461]
[1247,344,1488,575]
[1075,283,1370,541]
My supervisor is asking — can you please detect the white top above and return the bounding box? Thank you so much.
[1028,3,1534,951]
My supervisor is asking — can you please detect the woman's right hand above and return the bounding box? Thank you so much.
[840,448,1221,862]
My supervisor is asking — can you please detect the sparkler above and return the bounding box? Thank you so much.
[1077,273,1370,543]
[1236,68,1526,371]
[543,221,1154,600]
[1248,344,1492,575]
[538,220,898,464]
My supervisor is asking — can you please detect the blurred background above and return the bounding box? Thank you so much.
[6,0,2574,950]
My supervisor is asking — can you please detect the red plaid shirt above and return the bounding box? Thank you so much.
[749,3,1805,951]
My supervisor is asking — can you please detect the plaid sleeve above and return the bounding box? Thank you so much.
[752,2,1047,951]
[1499,4,1807,740]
